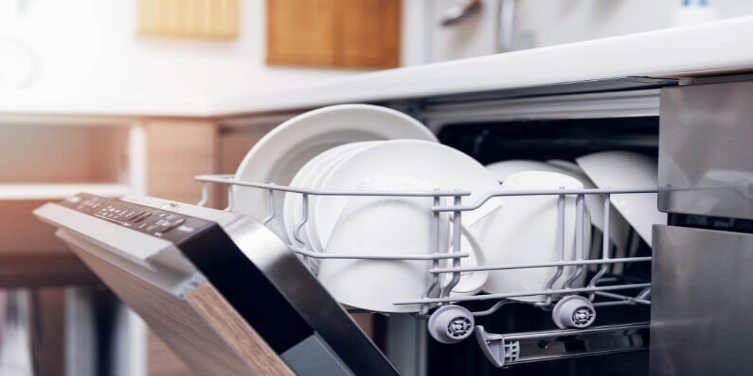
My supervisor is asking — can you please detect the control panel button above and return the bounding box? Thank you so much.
[132,212,151,223]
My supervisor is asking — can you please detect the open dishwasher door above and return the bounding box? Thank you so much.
[33,193,400,376]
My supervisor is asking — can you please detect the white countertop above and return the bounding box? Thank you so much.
[2,16,752,118]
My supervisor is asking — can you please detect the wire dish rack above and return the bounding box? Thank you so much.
[194,173,653,367]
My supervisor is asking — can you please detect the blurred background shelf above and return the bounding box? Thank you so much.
[0,253,99,288]
[0,183,130,200]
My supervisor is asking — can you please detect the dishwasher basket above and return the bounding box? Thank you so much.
[193,174,652,367]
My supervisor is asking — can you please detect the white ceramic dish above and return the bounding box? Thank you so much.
[575,151,666,245]
[317,175,488,312]
[284,142,376,253]
[313,140,502,254]
[485,160,574,183]
[478,171,590,302]
[547,159,632,255]
[233,104,437,237]
[486,159,631,255]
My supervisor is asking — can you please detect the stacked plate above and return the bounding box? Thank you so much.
[233,104,665,313]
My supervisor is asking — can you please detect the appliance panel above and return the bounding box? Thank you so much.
[650,224,753,376]
[659,81,753,220]
[34,194,399,376]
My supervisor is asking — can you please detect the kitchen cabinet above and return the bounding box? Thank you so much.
[143,119,219,376]
[137,0,239,39]
[146,119,218,206]
[266,0,401,69]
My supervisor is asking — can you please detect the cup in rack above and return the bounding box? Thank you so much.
[476,171,591,302]
[316,175,488,313]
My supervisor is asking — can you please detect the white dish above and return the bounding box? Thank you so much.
[575,151,666,245]
[233,104,437,237]
[546,159,632,255]
[317,175,487,312]
[478,171,590,302]
[486,159,631,255]
[313,140,502,254]
[284,142,376,253]
[485,160,573,183]
[443,216,493,296]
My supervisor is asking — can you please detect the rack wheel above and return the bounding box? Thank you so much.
[552,295,596,329]
[428,305,475,344]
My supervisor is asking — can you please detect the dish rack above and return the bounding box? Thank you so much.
[194,174,653,368]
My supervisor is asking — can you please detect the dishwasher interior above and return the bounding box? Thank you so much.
[416,115,658,376]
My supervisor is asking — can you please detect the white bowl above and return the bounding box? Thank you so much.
[546,159,632,256]
[575,151,666,245]
[478,171,590,302]
[487,159,630,253]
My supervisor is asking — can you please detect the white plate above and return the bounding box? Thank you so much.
[313,140,502,254]
[575,151,666,245]
[317,174,489,312]
[310,140,501,303]
[233,104,437,236]
[284,142,376,252]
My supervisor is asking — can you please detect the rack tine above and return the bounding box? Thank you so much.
[223,184,235,211]
[294,194,314,269]
[539,191,567,306]
[262,188,276,225]
[440,194,463,298]
[563,194,586,289]
[293,194,309,246]
[637,287,651,301]
[421,192,443,315]
[589,193,612,300]
[196,182,210,207]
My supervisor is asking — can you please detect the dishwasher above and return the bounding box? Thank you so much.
[33,77,753,376]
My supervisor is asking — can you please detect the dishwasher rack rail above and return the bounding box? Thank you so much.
[194,173,653,367]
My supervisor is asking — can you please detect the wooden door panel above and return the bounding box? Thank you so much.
[267,0,401,69]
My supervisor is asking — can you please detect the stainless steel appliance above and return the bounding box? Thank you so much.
[651,80,753,376]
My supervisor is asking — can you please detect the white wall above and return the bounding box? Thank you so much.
[0,0,364,95]
[513,0,753,51]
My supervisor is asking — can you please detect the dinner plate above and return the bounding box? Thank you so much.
[312,140,503,263]
[284,142,376,252]
[575,151,666,245]
[317,175,488,311]
[233,104,437,235]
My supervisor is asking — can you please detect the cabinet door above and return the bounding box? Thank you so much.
[267,0,401,69]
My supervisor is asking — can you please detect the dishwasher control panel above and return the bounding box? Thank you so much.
[58,193,213,242]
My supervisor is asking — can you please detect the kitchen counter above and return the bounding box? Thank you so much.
[1,16,752,118]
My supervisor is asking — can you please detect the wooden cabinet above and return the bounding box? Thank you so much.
[144,119,219,376]
[267,0,401,69]
[145,119,218,206]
